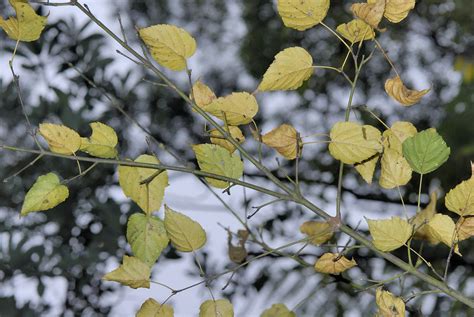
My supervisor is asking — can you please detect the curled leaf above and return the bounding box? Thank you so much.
[299,221,333,245]
[375,288,406,317]
[277,0,330,31]
[209,126,245,153]
[21,173,69,216]
[199,299,234,317]
[102,256,150,289]
[314,253,357,275]
[351,0,386,29]
[204,92,258,125]
[261,124,302,160]
[139,24,196,71]
[136,298,174,317]
[164,205,206,252]
[367,217,412,251]
[329,122,383,165]
[258,47,314,91]
[384,76,430,106]
[336,19,375,43]
[118,155,169,214]
[39,123,81,154]
[80,122,118,158]
[0,0,47,42]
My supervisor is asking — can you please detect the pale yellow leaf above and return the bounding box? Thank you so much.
[351,0,386,29]
[20,173,69,216]
[384,76,430,106]
[329,122,383,164]
[199,299,234,317]
[103,256,150,289]
[379,148,412,189]
[139,24,196,71]
[427,214,460,255]
[375,288,405,317]
[299,221,333,245]
[204,92,259,125]
[456,217,474,242]
[261,124,302,160]
[136,298,174,317]
[39,123,81,154]
[336,19,375,43]
[277,0,330,31]
[193,144,244,188]
[192,80,217,111]
[118,155,168,214]
[314,253,357,275]
[0,0,47,42]
[367,217,412,251]
[209,126,245,154]
[261,304,296,317]
[354,154,380,184]
[382,121,417,153]
[383,0,415,23]
[164,205,206,252]
[412,192,438,243]
[258,47,313,91]
[80,122,118,158]
[445,175,474,217]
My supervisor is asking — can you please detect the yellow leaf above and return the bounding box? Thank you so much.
[39,123,81,154]
[355,154,380,184]
[0,0,47,42]
[261,124,302,160]
[139,24,196,71]
[20,173,69,216]
[258,47,313,91]
[118,155,168,214]
[383,0,415,23]
[457,217,474,241]
[314,253,357,275]
[136,298,174,317]
[445,175,474,217]
[164,205,206,252]
[412,192,438,243]
[199,299,234,317]
[379,148,412,189]
[79,122,118,158]
[384,76,430,106]
[329,122,383,164]
[367,217,412,251]
[103,256,150,289]
[277,0,330,31]
[261,304,296,317]
[299,221,333,245]
[375,288,405,317]
[351,0,386,29]
[382,121,417,153]
[336,19,375,43]
[209,126,245,154]
[204,92,258,125]
[192,80,217,111]
[427,214,461,255]
[193,144,244,188]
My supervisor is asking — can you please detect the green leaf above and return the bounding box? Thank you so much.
[164,205,206,252]
[127,213,169,267]
[402,128,450,174]
[199,299,234,317]
[261,304,296,317]
[136,298,174,317]
[80,122,118,158]
[193,144,244,188]
[21,173,69,216]
[102,256,150,289]
[118,155,168,214]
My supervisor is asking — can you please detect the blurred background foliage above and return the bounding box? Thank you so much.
[0,0,473,316]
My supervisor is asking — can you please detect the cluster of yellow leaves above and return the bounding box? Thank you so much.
[0,0,47,42]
